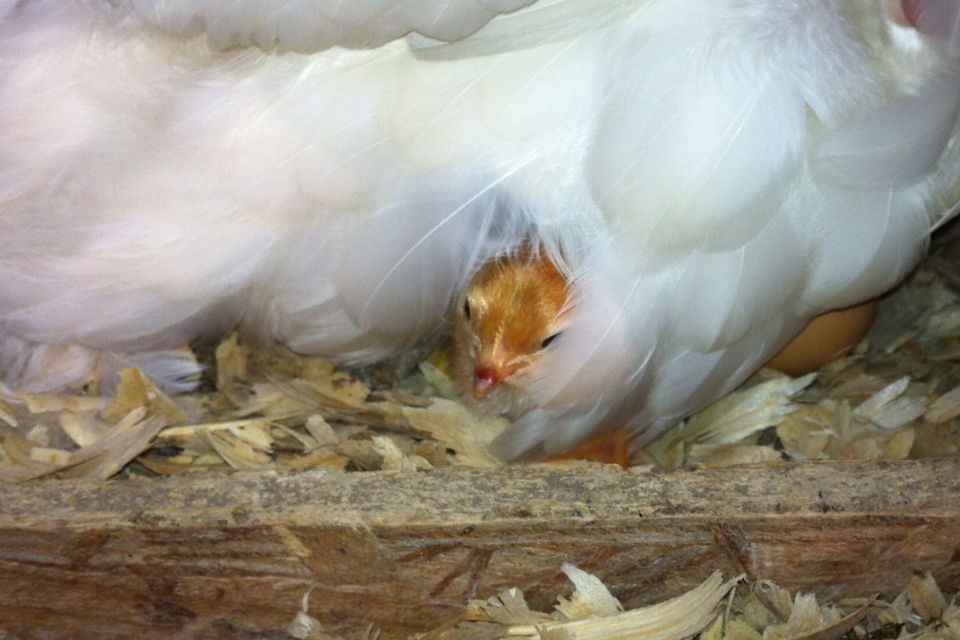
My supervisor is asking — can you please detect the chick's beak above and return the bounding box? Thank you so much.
[472,365,503,397]
[472,359,525,398]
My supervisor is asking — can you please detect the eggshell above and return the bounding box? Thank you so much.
[766,301,878,377]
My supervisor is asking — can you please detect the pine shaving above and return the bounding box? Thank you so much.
[554,563,623,619]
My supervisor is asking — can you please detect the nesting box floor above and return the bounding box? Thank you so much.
[2,459,960,638]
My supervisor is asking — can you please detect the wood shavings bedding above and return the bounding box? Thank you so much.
[6,239,960,481]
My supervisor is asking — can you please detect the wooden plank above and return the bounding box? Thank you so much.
[1,459,960,639]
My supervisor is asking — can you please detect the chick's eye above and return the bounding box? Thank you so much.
[462,299,471,321]
[540,332,561,349]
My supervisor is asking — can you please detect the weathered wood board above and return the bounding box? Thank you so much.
[1,459,960,639]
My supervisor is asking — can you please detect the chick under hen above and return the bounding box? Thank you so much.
[1,0,959,461]
[451,246,570,418]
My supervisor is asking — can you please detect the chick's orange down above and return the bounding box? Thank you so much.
[451,248,570,419]
[450,249,636,468]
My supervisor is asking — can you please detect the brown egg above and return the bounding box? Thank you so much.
[765,300,878,377]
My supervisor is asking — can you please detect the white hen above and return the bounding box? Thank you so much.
[1,0,958,461]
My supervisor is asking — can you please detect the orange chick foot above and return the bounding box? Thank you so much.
[543,428,632,468]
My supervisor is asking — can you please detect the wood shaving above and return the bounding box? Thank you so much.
[373,569,960,640]
[426,570,741,640]
[906,574,947,620]
[0,330,509,479]
[554,563,623,619]
[4,230,960,486]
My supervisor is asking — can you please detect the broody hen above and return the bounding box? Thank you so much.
[1,0,959,461]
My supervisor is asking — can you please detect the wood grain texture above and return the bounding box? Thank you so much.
[2,459,960,638]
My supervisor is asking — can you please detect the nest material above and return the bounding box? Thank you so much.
[4,236,960,638]
[286,566,958,640]
[4,235,960,480]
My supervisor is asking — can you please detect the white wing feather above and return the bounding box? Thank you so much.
[128,0,537,51]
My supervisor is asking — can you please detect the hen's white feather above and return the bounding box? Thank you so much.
[128,0,537,51]
[1,0,958,460]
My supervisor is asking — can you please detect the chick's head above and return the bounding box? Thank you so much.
[451,247,570,416]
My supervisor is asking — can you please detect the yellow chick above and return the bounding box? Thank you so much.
[450,247,570,419]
